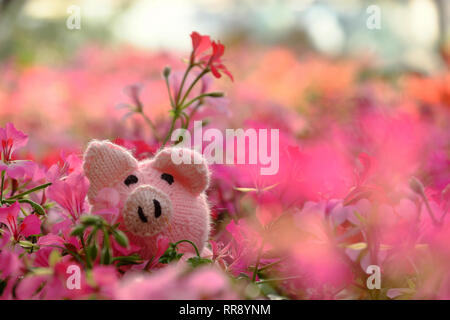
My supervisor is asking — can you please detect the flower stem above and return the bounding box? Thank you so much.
[180,92,221,111]
[182,101,202,130]
[179,68,209,107]
[164,74,175,109]
[79,235,92,269]
[174,239,201,257]
[160,114,179,149]
[255,256,288,272]
[420,192,441,226]
[0,170,5,203]
[159,61,210,150]
[252,237,266,282]
[7,182,52,201]
[256,276,301,284]
[176,64,193,105]
[137,110,161,142]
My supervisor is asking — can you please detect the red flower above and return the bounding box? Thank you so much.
[190,31,211,64]
[189,32,233,81]
[207,41,233,81]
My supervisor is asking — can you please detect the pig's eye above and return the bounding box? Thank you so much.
[161,173,174,185]
[124,175,138,186]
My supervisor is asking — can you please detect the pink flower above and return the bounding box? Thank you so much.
[46,172,89,221]
[184,267,237,299]
[20,214,41,237]
[37,233,66,247]
[91,266,119,299]
[225,219,270,277]
[0,230,10,249]
[50,218,81,250]
[0,123,37,180]
[16,260,90,299]
[0,160,37,180]
[255,201,283,228]
[0,123,28,162]
[0,202,41,241]
[116,265,181,300]
[0,249,21,279]
[208,240,232,269]
[46,152,83,182]
[145,234,170,270]
[33,234,66,267]
[0,249,22,299]
[123,83,144,108]
[117,264,237,299]
[94,188,120,214]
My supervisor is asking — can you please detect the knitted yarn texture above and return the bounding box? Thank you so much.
[83,140,211,259]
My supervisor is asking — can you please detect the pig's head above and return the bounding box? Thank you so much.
[82,140,211,258]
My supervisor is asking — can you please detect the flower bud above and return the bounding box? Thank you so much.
[87,243,98,261]
[70,225,86,237]
[207,92,224,98]
[163,66,171,78]
[81,215,103,226]
[113,230,129,248]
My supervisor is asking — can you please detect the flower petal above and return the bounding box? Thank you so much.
[0,201,20,225]
[20,214,42,237]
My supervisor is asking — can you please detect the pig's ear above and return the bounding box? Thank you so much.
[83,140,138,202]
[151,147,210,195]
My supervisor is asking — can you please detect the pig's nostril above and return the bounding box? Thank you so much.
[153,199,162,218]
[137,206,148,223]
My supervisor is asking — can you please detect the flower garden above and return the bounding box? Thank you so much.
[0,4,450,300]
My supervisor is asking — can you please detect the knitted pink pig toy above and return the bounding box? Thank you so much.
[82,140,211,259]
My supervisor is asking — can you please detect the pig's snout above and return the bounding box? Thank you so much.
[123,185,172,237]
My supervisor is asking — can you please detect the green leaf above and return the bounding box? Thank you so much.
[158,243,183,264]
[19,199,46,215]
[112,255,143,267]
[112,254,142,263]
[3,198,46,215]
[187,257,212,268]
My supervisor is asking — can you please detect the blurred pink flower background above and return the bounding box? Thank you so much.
[0,19,449,300]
